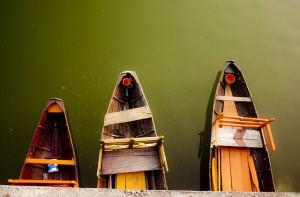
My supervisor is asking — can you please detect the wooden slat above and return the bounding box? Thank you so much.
[101,136,164,151]
[220,119,266,126]
[8,179,79,187]
[101,149,160,175]
[248,156,260,192]
[116,173,126,189]
[211,158,218,191]
[214,128,263,148]
[221,147,232,191]
[102,136,163,145]
[137,172,146,190]
[229,148,244,191]
[104,106,152,126]
[223,85,239,116]
[97,145,103,177]
[241,149,252,191]
[217,114,275,123]
[265,124,276,151]
[160,143,169,173]
[25,158,75,165]
[126,172,143,189]
[216,95,252,102]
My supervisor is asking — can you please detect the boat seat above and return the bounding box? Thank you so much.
[212,113,276,151]
[8,179,79,188]
[104,106,152,126]
[211,127,264,148]
[215,95,252,102]
[25,158,75,165]
[97,136,168,177]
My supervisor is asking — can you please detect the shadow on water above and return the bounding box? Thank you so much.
[198,71,221,191]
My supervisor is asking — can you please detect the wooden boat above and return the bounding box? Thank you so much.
[8,98,79,187]
[210,60,276,192]
[97,71,168,190]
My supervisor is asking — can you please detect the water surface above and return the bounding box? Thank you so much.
[1,0,300,191]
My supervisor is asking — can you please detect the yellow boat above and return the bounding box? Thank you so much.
[210,60,276,192]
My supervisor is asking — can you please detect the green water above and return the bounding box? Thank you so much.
[1,0,300,191]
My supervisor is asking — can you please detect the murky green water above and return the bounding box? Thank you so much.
[1,0,300,191]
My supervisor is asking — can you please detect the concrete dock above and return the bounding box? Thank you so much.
[0,185,299,197]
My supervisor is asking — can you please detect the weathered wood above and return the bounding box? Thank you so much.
[101,149,160,175]
[159,143,169,173]
[98,71,168,190]
[212,128,263,148]
[104,106,152,126]
[102,136,163,145]
[9,98,79,187]
[216,95,252,102]
[97,145,103,177]
[101,136,164,151]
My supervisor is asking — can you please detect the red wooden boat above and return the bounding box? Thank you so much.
[9,98,79,187]
[97,71,168,190]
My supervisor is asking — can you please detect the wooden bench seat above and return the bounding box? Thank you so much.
[8,179,79,188]
[104,106,152,126]
[25,158,75,165]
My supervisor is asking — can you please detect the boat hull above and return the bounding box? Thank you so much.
[209,61,275,192]
[97,71,168,190]
[9,98,79,188]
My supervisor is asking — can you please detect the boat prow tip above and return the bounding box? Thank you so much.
[121,70,136,75]
[49,97,63,102]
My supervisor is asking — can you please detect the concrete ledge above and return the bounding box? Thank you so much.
[0,185,299,197]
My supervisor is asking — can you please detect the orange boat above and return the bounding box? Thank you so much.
[8,98,79,187]
[210,60,276,192]
[97,71,168,190]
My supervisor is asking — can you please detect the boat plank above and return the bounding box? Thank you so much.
[248,156,260,192]
[216,95,251,102]
[137,171,147,190]
[101,149,160,175]
[241,149,252,191]
[216,128,263,148]
[229,148,244,191]
[25,158,75,165]
[221,147,232,191]
[104,106,152,126]
[116,173,126,189]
